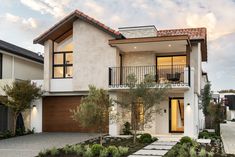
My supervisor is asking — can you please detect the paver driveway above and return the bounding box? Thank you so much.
[0,132,99,157]
[221,121,235,154]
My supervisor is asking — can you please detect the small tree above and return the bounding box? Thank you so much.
[0,80,42,135]
[115,74,168,143]
[70,85,111,145]
[202,83,212,116]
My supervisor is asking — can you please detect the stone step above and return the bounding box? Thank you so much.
[144,144,173,150]
[151,141,177,146]
[133,149,168,156]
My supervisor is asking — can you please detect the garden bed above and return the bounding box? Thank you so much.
[37,135,156,157]
[0,129,34,140]
[164,136,235,157]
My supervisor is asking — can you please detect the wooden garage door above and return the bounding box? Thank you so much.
[43,96,108,132]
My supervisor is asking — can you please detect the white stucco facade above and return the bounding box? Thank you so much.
[31,12,207,138]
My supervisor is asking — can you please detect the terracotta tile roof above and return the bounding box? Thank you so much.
[157,28,207,61]
[74,10,121,36]
[157,27,207,41]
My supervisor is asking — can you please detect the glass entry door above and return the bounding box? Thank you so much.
[169,98,184,133]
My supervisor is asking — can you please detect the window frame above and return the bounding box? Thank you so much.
[52,51,73,79]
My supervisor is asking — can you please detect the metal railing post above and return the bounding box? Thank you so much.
[188,65,191,87]
[109,68,112,86]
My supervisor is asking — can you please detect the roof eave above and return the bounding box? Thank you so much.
[34,10,124,45]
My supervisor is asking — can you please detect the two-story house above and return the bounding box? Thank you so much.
[0,40,43,132]
[31,10,208,138]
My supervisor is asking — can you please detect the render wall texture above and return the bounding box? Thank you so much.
[2,54,12,78]
[120,27,157,38]
[1,53,43,80]
[14,57,43,80]
[44,40,53,91]
[123,52,155,66]
[72,19,118,91]
[190,43,202,94]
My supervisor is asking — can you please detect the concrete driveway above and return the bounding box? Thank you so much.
[221,121,235,154]
[0,133,99,157]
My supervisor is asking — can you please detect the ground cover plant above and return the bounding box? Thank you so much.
[164,136,235,157]
[37,135,157,157]
[0,128,35,140]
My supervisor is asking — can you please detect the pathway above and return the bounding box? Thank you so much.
[129,140,177,157]
[221,121,235,154]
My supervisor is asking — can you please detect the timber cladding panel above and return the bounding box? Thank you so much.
[42,96,108,132]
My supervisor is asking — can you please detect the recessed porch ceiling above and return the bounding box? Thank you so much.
[109,35,190,53]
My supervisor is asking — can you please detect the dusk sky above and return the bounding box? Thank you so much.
[0,0,235,91]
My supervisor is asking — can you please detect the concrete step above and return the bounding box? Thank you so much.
[144,144,173,150]
[133,149,168,156]
[151,141,177,146]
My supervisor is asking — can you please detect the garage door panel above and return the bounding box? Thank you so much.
[43,96,108,132]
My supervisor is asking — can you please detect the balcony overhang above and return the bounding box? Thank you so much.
[109,35,191,53]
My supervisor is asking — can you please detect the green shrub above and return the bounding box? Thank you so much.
[118,146,129,155]
[84,147,93,157]
[208,151,214,157]
[152,137,158,141]
[165,143,181,157]
[178,143,189,157]
[199,131,209,139]
[49,147,59,156]
[91,144,104,156]
[26,128,35,134]
[199,148,206,157]
[38,150,46,157]
[15,128,25,136]
[72,145,84,155]
[202,129,209,133]
[139,133,152,143]
[122,122,132,135]
[2,130,13,138]
[180,136,192,145]
[107,146,120,157]
[189,147,197,157]
[62,145,72,154]
[100,148,108,157]
[199,130,220,140]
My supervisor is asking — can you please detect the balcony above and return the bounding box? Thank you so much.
[108,65,190,88]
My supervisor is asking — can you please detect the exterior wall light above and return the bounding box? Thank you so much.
[32,105,36,108]
[187,103,190,106]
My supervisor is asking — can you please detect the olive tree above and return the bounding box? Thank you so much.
[70,85,111,145]
[0,80,42,135]
[115,74,168,143]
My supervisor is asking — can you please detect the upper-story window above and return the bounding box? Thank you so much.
[157,55,186,66]
[53,35,73,78]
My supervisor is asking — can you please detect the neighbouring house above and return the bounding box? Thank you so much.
[31,10,208,138]
[218,91,235,120]
[0,40,43,132]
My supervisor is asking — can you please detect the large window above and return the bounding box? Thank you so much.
[157,55,186,66]
[53,51,73,78]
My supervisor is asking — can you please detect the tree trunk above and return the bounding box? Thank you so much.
[133,109,137,144]
[99,126,103,145]
[12,113,19,135]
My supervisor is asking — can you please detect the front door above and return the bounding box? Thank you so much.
[169,98,184,133]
